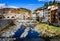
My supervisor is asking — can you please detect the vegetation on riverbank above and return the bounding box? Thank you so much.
[36,23,60,37]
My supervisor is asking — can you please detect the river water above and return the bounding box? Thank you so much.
[0,25,60,41]
[13,25,45,41]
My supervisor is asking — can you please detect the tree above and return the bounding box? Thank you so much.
[44,2,48,7]
[49,1,53,6]
[53,0,57,4]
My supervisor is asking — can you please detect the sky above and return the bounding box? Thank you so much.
[0,0,60,10]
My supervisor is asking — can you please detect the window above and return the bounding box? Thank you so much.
[58,13,60,16]
[3,16,5,18]
[11,16,15,18]
[16,21,18,22]
[7,16,9,18]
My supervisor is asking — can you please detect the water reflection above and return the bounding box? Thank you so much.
[14,38,45,41]
[13,25,26,38]
[13,25,45,41]
[26,29,39,38]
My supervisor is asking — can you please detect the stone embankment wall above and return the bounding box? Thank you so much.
[0,20,12,31]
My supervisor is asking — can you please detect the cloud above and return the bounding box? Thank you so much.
[0,3,6,9]
[0,4,5,6]
[56,0,60,1]
[7,6,19,8]
[0,3,19,8]
[0,4,19,9]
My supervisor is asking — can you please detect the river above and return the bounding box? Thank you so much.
[13,25,45,41]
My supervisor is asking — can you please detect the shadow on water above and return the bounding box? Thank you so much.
[14,38,45,41]
[13,25,26,38]
[13,25,51,41]
[13,27,46,41]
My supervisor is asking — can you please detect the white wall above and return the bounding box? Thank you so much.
[32,14,36,19]
[3,12,30,20]
[39,10,43,17]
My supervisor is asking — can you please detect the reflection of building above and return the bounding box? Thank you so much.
[48,4,58,23]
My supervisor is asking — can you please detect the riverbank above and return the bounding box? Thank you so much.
[35,23,60,37]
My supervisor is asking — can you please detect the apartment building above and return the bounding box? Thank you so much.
[48,4,58,23]
[58,2,60,22]
[35,7,48,22]
[42,7,48,22]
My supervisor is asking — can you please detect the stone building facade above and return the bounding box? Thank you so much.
[48,4,58,23]
[0,8,32,20]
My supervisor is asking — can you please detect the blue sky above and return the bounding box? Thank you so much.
[0,0,59,10]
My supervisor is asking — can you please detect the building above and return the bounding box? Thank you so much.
[32,13,37,20]
[35,7,48,22]
[48,4,58,23]
[0,8,32,20]
[57,2,60,26]
[42,7,48,22]
[58,2,60,22]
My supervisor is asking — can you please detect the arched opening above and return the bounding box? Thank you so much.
[11,16,15,18]
[7,16,9,18]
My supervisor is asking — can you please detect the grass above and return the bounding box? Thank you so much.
[36,23,60,37]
